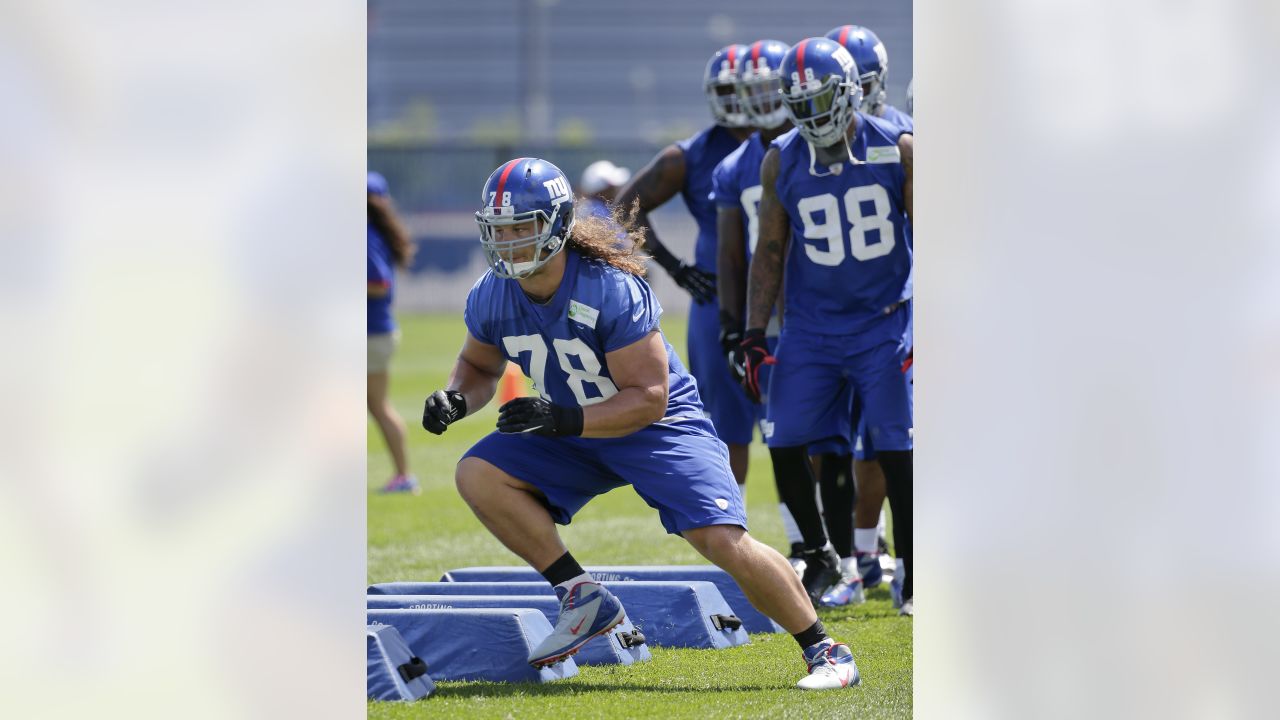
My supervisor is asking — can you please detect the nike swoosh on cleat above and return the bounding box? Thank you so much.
[569,616,587,634]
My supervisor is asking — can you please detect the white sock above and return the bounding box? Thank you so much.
[838,556,858,577]
[555,571,593,595]
[778,502,803,545]
[854,528,879,555]
[877,508,887,538]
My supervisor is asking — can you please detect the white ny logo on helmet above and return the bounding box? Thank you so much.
[542,176,572,206]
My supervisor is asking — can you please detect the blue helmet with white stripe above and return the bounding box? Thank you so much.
[704,44,751,128]
[780,38,862,148]
[475,158,575,279]
[825,25,890,113]
[736,39,791,129]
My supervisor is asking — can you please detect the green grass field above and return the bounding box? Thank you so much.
[368,313,912,719]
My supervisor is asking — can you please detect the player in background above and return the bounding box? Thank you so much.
[615,46,759,491]
[578,160,631,222]
[741,38,915,616]
[423,157,861,688]
[826,25,914,134]
[713,39,844,601]
[367,171,419,494]
[824,24,915,593]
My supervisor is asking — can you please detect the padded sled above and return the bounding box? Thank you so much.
[366,608,578,683]
[370,581,750,649]
[367,624,435,701]
[367,595,650,665]
[436,565,782,633]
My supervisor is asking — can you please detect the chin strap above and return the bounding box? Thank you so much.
[805,133,863,178]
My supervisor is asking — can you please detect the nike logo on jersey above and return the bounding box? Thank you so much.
[631,304,645,322]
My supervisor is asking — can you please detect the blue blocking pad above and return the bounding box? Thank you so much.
[367,595,650,665]
[370,581,750,649]
[366,608,578,684]
[436,565,783,634]
[367,624,435,701]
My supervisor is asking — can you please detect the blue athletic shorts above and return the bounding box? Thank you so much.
[766,321,913,453]
[687,300,760,446]
[462,415,748,536]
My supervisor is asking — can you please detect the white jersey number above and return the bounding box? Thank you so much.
[797,184,896,267]
[502,334,618,407]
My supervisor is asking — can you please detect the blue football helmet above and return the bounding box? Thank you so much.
[735,39,790,129]
[825,25,889,113]
[475,157,575,279]
[780,38,862,148]
[704,44,751,128]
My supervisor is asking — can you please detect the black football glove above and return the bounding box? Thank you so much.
[672,263,717,305]
[738,328,776,404]
[496,397,584,437]
[422,389,467,435]
[719,311,745,381]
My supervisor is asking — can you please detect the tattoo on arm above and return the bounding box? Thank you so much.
[615,145,686,267]
[746,148,789,330]
[899,133,913,224]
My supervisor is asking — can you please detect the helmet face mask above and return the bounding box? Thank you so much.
[738,75,786,127]
[476,210,567,279]
[475,158,575,280]
[736,40,790,129]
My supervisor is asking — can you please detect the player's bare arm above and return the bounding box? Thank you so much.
[746,147,789,331]
[614,144,686,266]
[422,331,506,435]
[899,132,913,223]
[580,330,670,438]
[716,206,748,329]
[446,332,507,416]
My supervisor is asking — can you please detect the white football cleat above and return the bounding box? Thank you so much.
[797,640,860,690]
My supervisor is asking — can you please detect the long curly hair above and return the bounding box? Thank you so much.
[566,200,648,277]
[367,193,416,268]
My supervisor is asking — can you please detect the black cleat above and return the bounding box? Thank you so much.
[800,544,842,606]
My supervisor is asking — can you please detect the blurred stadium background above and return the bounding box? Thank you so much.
[367,0,912,314]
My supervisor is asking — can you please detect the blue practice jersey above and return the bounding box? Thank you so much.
[367,224,396,334]
[772,113,912,345]
[464,250,703,420]
[711,131,770,263]
[676,124,744,273]
[878,104,914,134]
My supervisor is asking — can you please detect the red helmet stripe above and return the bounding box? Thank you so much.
[796,38,808,82]
[751,41,761,64]
[838,25,852,47]
[493,157,526,208]
[726,44,737,71]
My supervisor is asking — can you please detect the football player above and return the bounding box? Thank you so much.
[740,39,915,616]
[615,46,760,492]
[423,157,861,688]
[713,39,846,603]
[824,24,914,598]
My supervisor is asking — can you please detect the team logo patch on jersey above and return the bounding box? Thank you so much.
[865,145,900,164]
[567,300,600,329]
